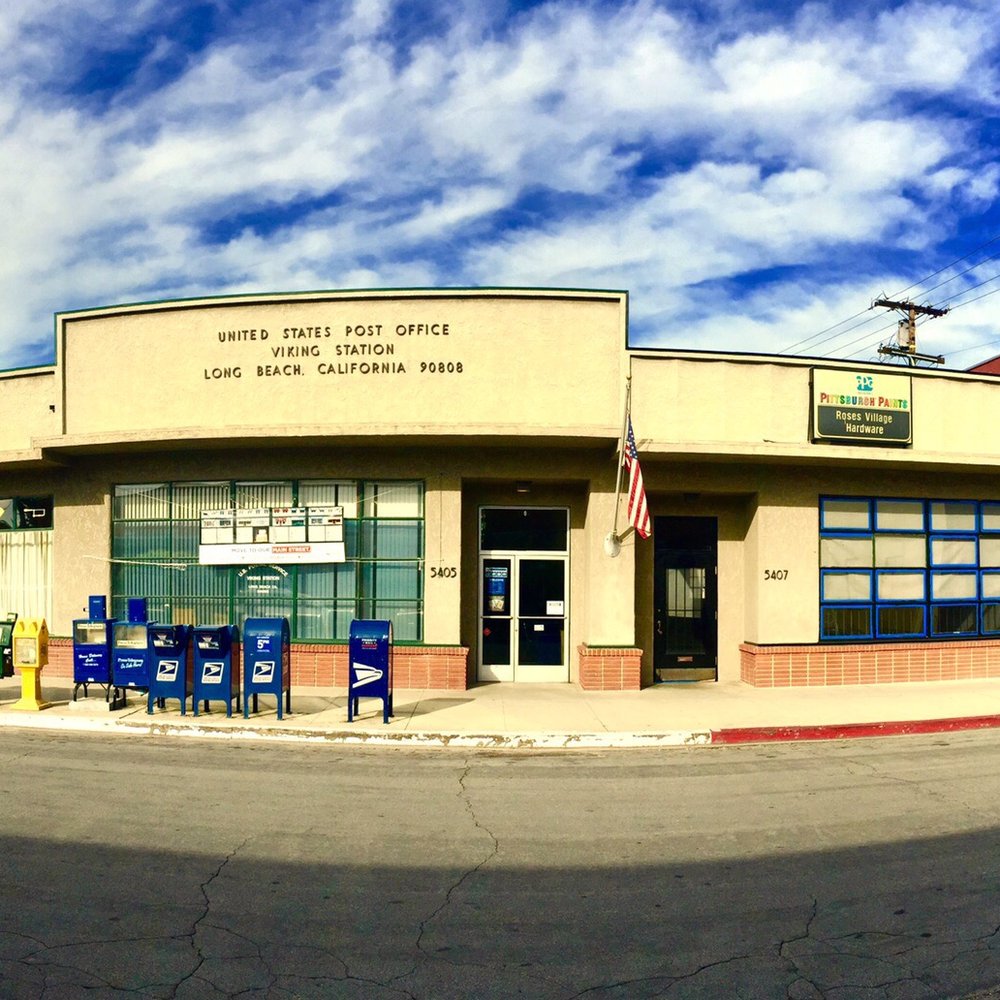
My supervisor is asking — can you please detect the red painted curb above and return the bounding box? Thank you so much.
[710,714,1000,744]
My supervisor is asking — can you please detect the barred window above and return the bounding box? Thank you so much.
[111,480,423,642]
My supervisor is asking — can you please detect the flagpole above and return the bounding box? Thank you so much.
[606,377,632,557]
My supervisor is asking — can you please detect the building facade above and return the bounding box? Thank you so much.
[4,287,1000,691]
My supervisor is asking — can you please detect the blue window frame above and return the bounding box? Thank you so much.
[873,498,925,533]
[981,503,1000,533]
[930,603,979,637]
[820,569,872,603]
[929,536,978,568]
[875,569,925,602]
[820,497,871,532]
[982,603,1000,634]
[820,496,1000,642]
[820,604,872,640]
[876,604,925,638]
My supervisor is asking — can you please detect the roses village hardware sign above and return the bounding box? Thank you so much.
[811,369,912,445]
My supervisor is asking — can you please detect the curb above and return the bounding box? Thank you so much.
[710,714,1000,744]
[2,709,1000,748]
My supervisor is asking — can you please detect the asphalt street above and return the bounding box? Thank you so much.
[1,729,1000,998]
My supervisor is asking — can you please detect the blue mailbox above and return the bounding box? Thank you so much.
[243,617,291,720]
[72,596,114,700]
[348,620,393,724]
[147,624,191,715]
[112,598,154,693]
[192,625,240,717]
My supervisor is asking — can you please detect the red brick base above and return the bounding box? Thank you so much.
[741,640,1000,687]
[45,638,470,690]
[577,644,642,690]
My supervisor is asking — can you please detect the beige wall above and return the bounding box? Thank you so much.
[742,484,819,644]
[632,357,810,448]
[581,475,637,647]
[424,474,463,645]
[57,291,625,444]
[0,370,58,453]
[629,353,1000,466]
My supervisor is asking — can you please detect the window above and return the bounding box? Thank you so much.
[819,496,1000,641]
[0,495,53,623]
[111,480,423,642]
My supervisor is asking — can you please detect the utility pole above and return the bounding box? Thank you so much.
[872,298,947,366]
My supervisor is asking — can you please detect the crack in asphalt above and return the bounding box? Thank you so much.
[563,949,759,998]
[774,897,1000,998]
[842,754,974,819]
[378,759,501,993]
[167,837,250,999]
[9,932,198,999]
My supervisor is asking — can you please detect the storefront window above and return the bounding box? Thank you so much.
[111,480,423,641]
[819,495,1000,641]
[0,496,53,623]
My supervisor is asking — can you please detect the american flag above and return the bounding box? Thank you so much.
[624,417,650,539]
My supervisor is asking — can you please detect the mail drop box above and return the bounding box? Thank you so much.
[112,598,153,690]
[348,619,394,724]
[242,617,291,720]
[192,625,240,717]
[72,596,114,697]
[0,612,16,679]
[147,624,192,714]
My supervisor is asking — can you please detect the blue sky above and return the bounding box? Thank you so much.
[3,0,1000,370]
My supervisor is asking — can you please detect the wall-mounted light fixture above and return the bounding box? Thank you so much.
[515,481,532,494]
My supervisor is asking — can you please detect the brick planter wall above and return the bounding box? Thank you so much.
[578,644,643,690]
[741,640,1000,687]
[45,638,469,691]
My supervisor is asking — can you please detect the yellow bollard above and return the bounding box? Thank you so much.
[10,618,50,712]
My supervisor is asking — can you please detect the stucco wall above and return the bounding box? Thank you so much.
[57,291,625,443]
[0,370,58,453]
[630,354,1000,465]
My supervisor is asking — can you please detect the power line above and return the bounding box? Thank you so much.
[939,281,1000,314]
[916,249,1000,300]
[931,269,1000,309]
[780,306,875,354]
[889,231,1000,300]
[946,335,1000,359]
[781,231,1000,357]
[815,317,900,358]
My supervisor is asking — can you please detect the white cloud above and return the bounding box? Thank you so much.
[0,0,998,368]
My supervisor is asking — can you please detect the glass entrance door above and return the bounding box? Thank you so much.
[479,555,567,681]
[478,506,569,683]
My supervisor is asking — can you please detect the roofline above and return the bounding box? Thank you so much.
[627,345,997,381]
[54,285,629,324]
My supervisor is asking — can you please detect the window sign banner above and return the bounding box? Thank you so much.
[198,506,345,564]
[812,369,912,445]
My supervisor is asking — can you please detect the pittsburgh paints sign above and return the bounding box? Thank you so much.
[812,370,912,445]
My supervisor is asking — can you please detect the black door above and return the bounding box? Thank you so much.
[653,516,718,681]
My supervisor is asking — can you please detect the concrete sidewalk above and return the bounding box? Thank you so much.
[3,673,1000,748]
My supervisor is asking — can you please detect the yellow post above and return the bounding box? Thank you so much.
[10,618,51,712]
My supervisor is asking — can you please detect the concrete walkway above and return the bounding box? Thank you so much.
[3,673,1000,748]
